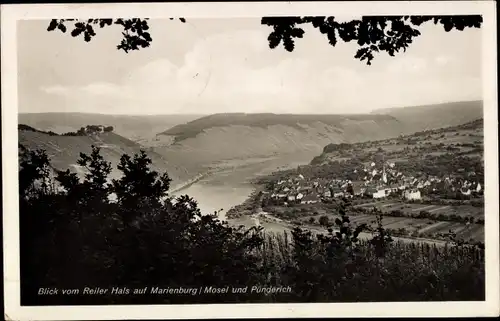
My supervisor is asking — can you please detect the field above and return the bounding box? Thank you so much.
[354,200,484,219]
[263,199,484,243]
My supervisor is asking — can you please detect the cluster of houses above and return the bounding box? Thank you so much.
[265,161,483,206]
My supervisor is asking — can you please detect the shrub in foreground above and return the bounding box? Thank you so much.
[19,146,485,304]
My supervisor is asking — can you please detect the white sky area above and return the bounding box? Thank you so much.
[18,18,482,115]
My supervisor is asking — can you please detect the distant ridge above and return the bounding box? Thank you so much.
[371,100,483,132]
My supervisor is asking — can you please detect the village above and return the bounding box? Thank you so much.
[263,159,483,207]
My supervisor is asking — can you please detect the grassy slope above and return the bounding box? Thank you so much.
[159,113,400,143]
[152,113,408,170]
[18,129,190,184]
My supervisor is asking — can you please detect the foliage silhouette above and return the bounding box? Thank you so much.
[47,18,185,53]
[261,15,482,64]
[47,15,482,64]
[19,145,485,304]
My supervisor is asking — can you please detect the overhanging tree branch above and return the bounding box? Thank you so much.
[47,15,482,64]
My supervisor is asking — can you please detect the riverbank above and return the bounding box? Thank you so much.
[173,153,313,221]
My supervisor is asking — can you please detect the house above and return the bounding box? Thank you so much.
[330,186,344,198]
[301,187,312,193]
[404,189,421,200]
[323,190,332,198]
[364,186,377,197]
[388,184,399,192]
[476,183,482,193]
[351,181,365,196]
[460,188,471,196]
[296,193,304,201]
[372,189,387,199]
[287,195,296,202]
[301,194,319,204]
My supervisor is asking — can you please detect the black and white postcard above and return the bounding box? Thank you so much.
[2,1,499,320]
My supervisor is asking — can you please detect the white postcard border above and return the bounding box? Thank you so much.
[2,1,499,320]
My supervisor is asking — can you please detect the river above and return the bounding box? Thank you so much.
[172,154,313,222]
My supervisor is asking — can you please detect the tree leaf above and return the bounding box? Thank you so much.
[58,24,67,33]
[47,19,58,31]
[71,28,84,37]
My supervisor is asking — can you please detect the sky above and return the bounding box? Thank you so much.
[17,18,482,115]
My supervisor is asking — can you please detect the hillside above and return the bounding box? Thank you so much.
[153,101,482,167]
[18,128,191,186]
[154,113,407,165]
[371,100,482,133]
[312,118,483,167]
[18,113,204,143]
[159,113,403,143]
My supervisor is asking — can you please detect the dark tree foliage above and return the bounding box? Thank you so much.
[47,15,482,64]
[47,18,185,53]
[111,150,171,224]
[318,215,330,227]
[261,15,482,64]
[19,145,266,305]
[18,144,52,199]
